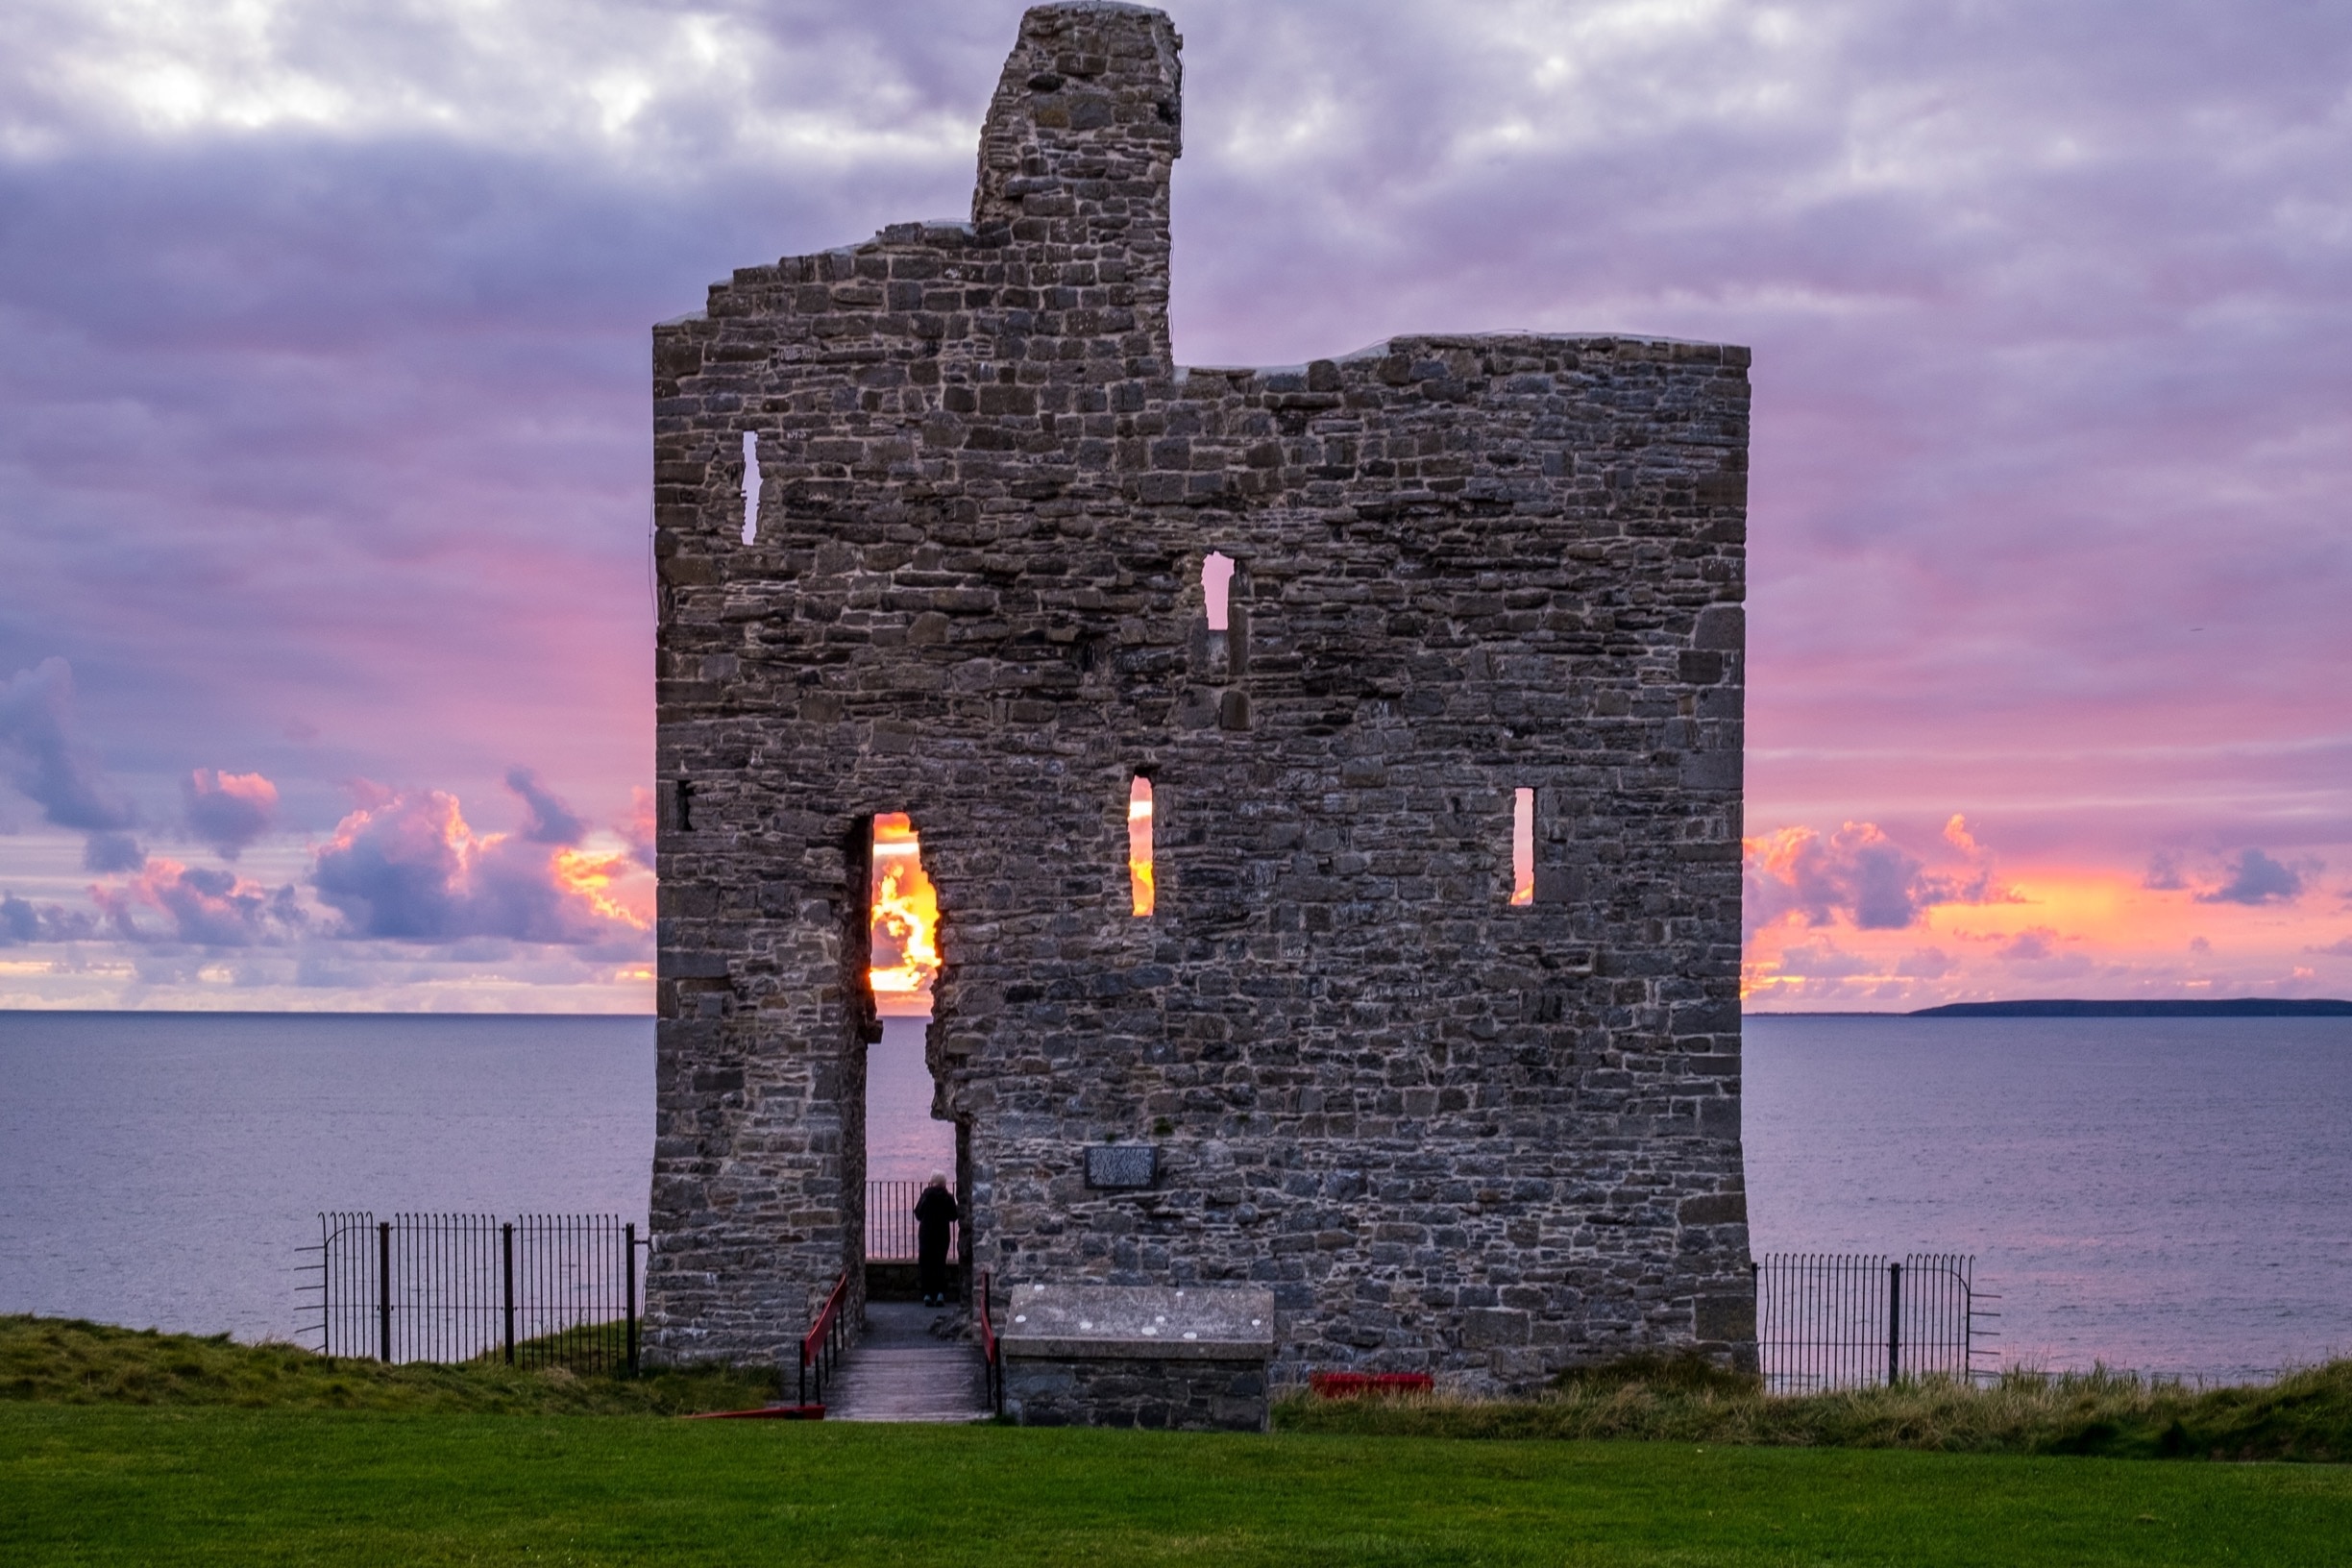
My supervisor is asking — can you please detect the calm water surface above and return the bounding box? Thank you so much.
[1744,1014,2352,1382]
[3,1010,2346,1379]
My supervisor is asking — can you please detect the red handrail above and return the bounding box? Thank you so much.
[797,1270,850,1407]
[976,1270,1002,1416]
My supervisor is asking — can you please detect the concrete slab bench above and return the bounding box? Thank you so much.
[998,1283,1277,1432]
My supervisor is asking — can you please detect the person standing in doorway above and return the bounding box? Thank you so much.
[914,1172,958,1308]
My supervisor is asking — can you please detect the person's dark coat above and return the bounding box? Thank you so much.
[914,1184,958,1301]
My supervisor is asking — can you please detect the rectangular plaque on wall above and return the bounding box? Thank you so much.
[1085,1144,1158,1189]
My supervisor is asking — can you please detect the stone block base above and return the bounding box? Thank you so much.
[1003,1355,1269,1433]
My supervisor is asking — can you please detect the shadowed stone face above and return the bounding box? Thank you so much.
[649,1,1752,1394]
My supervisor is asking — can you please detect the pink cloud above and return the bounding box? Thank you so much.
[1745,819,2015,936]
[184,768,279,859]
[310,775,646,944]
[621,785,655,870]
[90,857,304,945]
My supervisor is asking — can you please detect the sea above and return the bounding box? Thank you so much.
[1,1010,2346,1384]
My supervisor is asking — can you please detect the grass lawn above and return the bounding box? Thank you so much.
[6,1405,2350,1566]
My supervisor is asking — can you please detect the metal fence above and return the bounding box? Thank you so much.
[301,1213,640,1371]
[1753,1253,1997,1392]
[866,1181,960,1262]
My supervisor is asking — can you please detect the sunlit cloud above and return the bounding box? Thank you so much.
[310,774,648,945]
[1744,817,2014,935]
[183,768,279,859]
[89,856,305,946]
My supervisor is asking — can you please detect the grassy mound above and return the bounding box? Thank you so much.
[1276,1353,2352,1461]
[0,1315,774,1416]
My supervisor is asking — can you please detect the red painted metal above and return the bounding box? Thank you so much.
[976,1269,1002,1416]
[1309,1371,1434,1399]
[797,1269,851,1406]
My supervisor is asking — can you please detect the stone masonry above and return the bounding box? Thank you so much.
[649,0,1753,1390]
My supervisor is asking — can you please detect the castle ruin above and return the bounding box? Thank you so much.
[649,0,1753,1397]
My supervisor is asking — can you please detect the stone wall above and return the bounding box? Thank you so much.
[1003,1355,1271,1433]
[649,0,1754,1389]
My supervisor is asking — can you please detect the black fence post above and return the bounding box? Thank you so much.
[502,1223,516,1365]
[377,1220,393,1363]
[1886,1261,1902,1385]
[625,1223,640,1375]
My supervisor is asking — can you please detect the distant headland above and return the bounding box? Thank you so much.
[1909,998,2352,1018]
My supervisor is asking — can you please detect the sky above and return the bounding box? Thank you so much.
[0,0,2347,1013]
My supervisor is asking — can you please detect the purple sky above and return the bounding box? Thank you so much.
[2,0,2348,1010]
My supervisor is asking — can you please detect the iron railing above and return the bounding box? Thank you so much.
[798,1270,851,1407]
[1753,1253,1997,1392]
[300,1213,641,1371]
[976,1269,1002,1416]
[865,1180,960,1262]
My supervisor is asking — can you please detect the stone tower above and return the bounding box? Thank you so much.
[649,0,1753,1388]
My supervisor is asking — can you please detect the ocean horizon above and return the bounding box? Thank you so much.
[3,1008,2346,1383]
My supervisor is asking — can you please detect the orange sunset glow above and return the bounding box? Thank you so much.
[1741,824,2352,1011]
[551,846,650,930]
[1129,777,1155,917]
[869,813,941,1016]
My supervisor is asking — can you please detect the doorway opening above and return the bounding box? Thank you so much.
[864,813,960,1302]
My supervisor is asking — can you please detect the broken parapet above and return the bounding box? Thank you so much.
[999,1283,1277,1432]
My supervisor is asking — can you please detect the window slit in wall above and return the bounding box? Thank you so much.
[1128,776,1155,916]
[1510,787,1534,906]
[1202,551,1234,631]
[869,813,941,1017]
[741,430,761,546]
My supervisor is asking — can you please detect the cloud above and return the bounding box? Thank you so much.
[505,766,587,845]
[310,778,644,943]
[0,891,96,944]
[89,858,305,945]
[622,785,655,870]
[1746,819,2011,934]
[81,830,147,872]
[2196,848,2305,906]
[1997,927,2065,963]
[2304,936,2352,959]
[183,768,279,858]
[0,657,143,870]
[2144,852,2188,892]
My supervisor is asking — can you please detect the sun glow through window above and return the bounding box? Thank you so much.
[869,813,939,1016]
[1511,787,1534,906]
[1129,776,1155,916]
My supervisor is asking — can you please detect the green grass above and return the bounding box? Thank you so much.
[1278,1353,2352,1463]
[6,1317,2349,1563]
[6,1404,2351,1566]
[0,1315,773,1416]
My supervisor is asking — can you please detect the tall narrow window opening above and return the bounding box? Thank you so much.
[869,813,940,1016]
[1128,776,1155,916]
[1202,551,1234,631]
[1510,787,1534,906]
[741,430,761,546]
[864,813,953,1197]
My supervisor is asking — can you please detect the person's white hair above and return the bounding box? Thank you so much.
[927,1170,947,1187]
